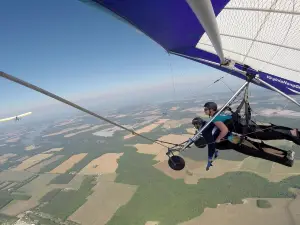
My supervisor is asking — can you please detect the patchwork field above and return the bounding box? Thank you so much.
[124,119,168,139]
[0,173,58,216]
[134,134,193,162]
[154,155,300,184]
[93,126,123,137]
[50,153,87,174]
[12,154,53,171]
[69,178,137,225]
[42,124,91,137]
[0,171,34,182]
[162,118,192,129]
[179,198,294,225]
[39,176,96,221]
[25,145,40,151]
[26,155,64,173]
[0,154,17,164]
[0,173,86,216]
[54,119,76,127]
[64,125,106,138]
[186,128,196,135]
[43,147,64,153]
[5,137,20,143]
[79,153,124,175]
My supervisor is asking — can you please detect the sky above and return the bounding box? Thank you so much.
[0,0,248,118]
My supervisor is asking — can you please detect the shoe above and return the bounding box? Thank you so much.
[287,150,295,161]
[285,150,295,167]
[214,150,219,159]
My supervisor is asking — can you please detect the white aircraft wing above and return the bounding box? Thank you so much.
[17,112,32,118]
[0,112,32,122]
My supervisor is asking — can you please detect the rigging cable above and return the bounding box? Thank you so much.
[0,71,224,149]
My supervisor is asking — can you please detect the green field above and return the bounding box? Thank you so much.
[0,213,18,224]
[49,174,76,184]
[256,159,273,173]
[39,176,96,220]
[0,191,13,210]
[106,148,299,225]
[39,155,70,173]
[39,189,61,203]
[256,199,272,208]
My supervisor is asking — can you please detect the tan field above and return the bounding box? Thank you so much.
[145,222,160,225]
[170,107,179,111]
[12,154,53,171]
[186,128,196,135]
[54,119,76,127]
[1,173,85,216]
[124,124,158,139]
[259,109,300,117]
[124,119,168,139]
[79,153,123,175]
[43,147,64,153]
[50,153,87,174]
[134,134,193,162]
[154,158,241,184]
[16,156,29,162]
[0,153,17,164]
[115,114,127,118]
[0,173,58,216]
[182,107,203,113]
[25,145,40,151]
[0,171,34,182]
[3,182,17,190]
[5,137,20,143]
[150,132,300,182]
[0,182,10,189]
[289,190,300,224]
[26,155,64,173]
[69,180,137,225]
[64,125,106,138]
[162,118,192,129]
[148,109,160,115]
[179,198,295,225]
[1,199,39,216]
[42,124,91,137]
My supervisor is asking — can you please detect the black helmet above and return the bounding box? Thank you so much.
[194,136,207,148]
[204,102,218,111]
[192,117,204,128]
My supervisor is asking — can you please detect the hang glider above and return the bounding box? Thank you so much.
[82,0,300,95]
[1,0,300,172]
[0,112,32,122]
[80,0,300,170]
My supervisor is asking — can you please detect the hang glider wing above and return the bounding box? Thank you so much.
[82,0,300,95]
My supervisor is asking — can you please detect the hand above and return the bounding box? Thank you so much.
[206,160,213,171]
[215,139,221,143]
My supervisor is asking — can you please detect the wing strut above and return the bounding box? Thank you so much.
[186,0,225,64]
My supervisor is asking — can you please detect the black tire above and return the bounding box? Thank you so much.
[168,155,185,171]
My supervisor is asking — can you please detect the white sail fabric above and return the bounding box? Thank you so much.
[196,0,300,82]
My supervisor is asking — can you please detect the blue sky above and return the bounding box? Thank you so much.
[0,0,237,116]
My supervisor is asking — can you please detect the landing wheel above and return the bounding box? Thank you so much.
[168,155,185,171]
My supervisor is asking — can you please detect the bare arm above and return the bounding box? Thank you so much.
[214,121,229,142]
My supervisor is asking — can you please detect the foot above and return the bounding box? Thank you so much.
[287,150,295,161]
[285,150,295,167]
[289,129,300,145]
[214,150,219,159]
[290,129,299,137]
